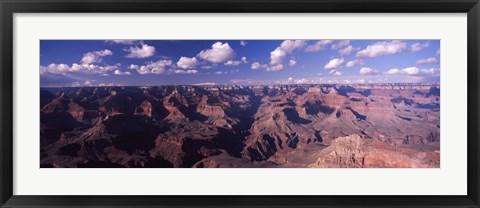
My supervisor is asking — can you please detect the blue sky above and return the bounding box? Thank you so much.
[40,40,440,87]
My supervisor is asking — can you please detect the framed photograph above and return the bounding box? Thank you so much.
[1,0,479,207]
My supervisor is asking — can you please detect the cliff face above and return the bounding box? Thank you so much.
[135,100,153,117]
[242,97,321,161]
[40,84,440,168]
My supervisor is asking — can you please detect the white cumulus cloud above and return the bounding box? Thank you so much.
[331,40,350,50]
[69,63,120,74]
[225,60,241,66]
[288,59,297,67]
[359,67,380,75]
[384,68,401,75]
[339,45,356,55]
[114,70,132,75]
[410,42,429,52]
[270,47,287,65]
[241,57,248,63]
[324,58,345,70]
[137,60,172,74]
[251,62,267,70]
[400,67,420,75]
[174,69,199,74]
[81,49,113,64]
[266,64,284,72]
[416,57,439,65]
[384,67,439,76]
[420,68,440,74]
[225,57,247,66]
[279,40,307,54]
[41,62,122,75]
[197,42,235,63]
[305,40,333,52]
[129,64,139,70]
[331,71,343,76]
[176,56,199,69]
[345,59,364,68]
[40,63,71,74]
[356,40,407,58]
[269,40,307,66]
[125,44,156,58]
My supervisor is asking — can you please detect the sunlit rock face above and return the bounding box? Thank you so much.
[308,135,439,168]
[40,84,440,168]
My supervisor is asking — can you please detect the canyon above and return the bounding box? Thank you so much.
[40,84,440,168]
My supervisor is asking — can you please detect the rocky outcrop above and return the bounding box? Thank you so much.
[308,135,439,168]
[162,94,187,121]
[149,123,222,167]
[135,100,153,117]
[242,98,322,161]
[196,95,226,118]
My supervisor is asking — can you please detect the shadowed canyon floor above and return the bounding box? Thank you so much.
[40,84,440,168]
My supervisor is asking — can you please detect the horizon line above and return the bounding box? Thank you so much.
[40,82,440,88]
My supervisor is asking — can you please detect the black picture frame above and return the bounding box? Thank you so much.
[1,0,479,207]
